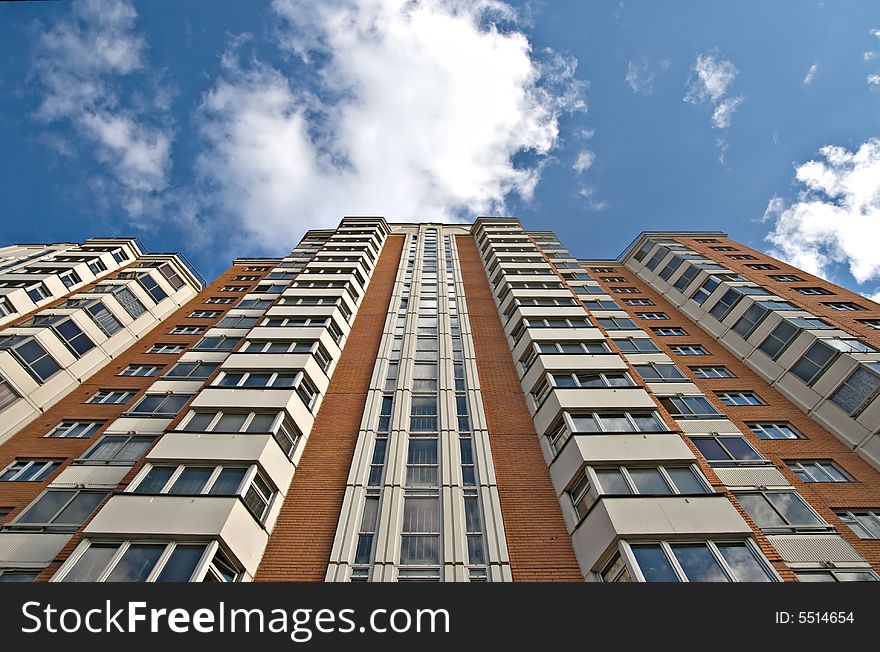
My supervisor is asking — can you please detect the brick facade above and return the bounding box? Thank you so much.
[256,235,404,581]
[456,235,582,581]
[586,262,880,575]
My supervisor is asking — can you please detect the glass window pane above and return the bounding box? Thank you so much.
[246,414,277,433]
[53,492,106,525]
[134,467,175,493]
[117,438,153,461]
[185,413,215,431]
[598,414,634,432]
[155,545,208,582]
[169,467,213,494]
[716,543,773,582]
[737,494,787,528]
[629,468,672,494]
[215,414,248,431]
[17,490,75,523]
[692,438,728,461]
[671,544,729,582]
[595,469,631,494]
[766,492,822,526]
[83,436,126,460]
[209,468,247,495]
[62,544,120,582]
[632,545,678,582]
[719,436,762,461]
[105,544,165,582]
[666,467,706,494]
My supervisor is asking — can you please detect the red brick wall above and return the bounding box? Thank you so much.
[0,264,268,580]
[585,263,880,576]
[456,235,583,581]
[256,235,404,581]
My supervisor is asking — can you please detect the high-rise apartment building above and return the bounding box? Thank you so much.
[0,218,877,583]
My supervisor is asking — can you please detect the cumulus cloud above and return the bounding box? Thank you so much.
[572,149,595,173]
[684,51,744,128]
[763,139,880,285]
[802,62,819,86]
[864,51,877,61]
[192,0,587,248]
[31,0,173,216]
[868,74,880,86]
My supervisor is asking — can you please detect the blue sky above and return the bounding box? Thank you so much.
[1,1,879,296]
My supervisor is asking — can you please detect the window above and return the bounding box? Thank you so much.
[748,422,803,440]
[742,263,776,269]
[0,375,20,410]
[823,302,865,311]
[716,391,766,406]
[87,389,136,405]
[690,435,765,466]
[127,393,192,417]
[58,541,239,582]
[6,489,108,531]
[728,255,757,261]
[119,364,162,377]
[193,335,240,351]
[690,365,734,379]
[786,460,852,483]
[797,570,878,582]
[710,246,737,251]
[732,302,769,338]
[80,434,156,464]
[0,297,14,318]
[835,510,880,540]
[613,338,661,353]
[695,238,720,243]
[170,325,204,335]
[206,297,235,305]
[630,540,775,582]
[110,287,146,319]
[26,282,51,303]
[46,420,103,438]
[592,464,709,497]
[623,298,654,306]
[410,396,438,432]
[669,344,708,356]
[147,343,185,354]
[651,327,687,336]
[164,361,218,379]
[0,336,61,383]
[790,341,836,385]
[189,310,220,319]
[691,278,719,305]
[633,363,686,381]
[132,464,275,523]
[768,274,803,282]
[601,277,627,283]
[550,411,668,452]
[858,319,880,330]
[136,274,168,303]
[216,315,259,329]
[794,287,833,296]
[672,265,700,292]
[734,490,825,531]
[636,312,668,320]
[400,496,440,565]
[611,287,640,294]
[237,298,275,310]
[591,267,616,273]
[28,316,95,357]
[0,460,61,482]
[597,316,637,330]
[660,396,721,419]
[0,569,39,582]
[220,286,248,293]
[758,320,799,359]
[180,410,301,458]
[549,371,635,390]
[235,275,259,281]
[831,363,880,417]
[787,317,833,330]
[87,259,107,274]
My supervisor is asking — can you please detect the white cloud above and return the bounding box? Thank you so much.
[864,51,877,61]
[763,139,880,285]
[868,74,880,86]
[194,0,587,248]
[872,27,880,38]
[625,57,656,94]
[802,62,819,86]
[684,51,744,129]
[572,149,595,173]
[716,137,729,166]
[31,0,173,217]
[577,185,607,211]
